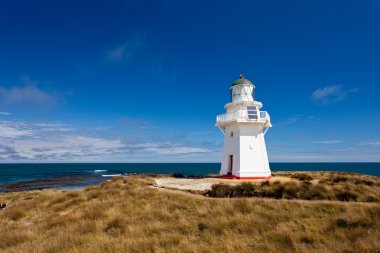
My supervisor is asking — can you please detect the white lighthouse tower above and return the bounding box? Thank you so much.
[216,73,272,179]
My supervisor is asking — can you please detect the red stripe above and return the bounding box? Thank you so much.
[220,174,272,180]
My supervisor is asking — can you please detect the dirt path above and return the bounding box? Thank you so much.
[154,176,294,191]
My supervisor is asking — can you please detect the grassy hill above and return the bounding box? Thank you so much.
[0,172,379,253]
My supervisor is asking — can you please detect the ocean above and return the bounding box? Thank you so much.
[0,163,379,192]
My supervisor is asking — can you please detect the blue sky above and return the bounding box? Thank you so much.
[0,0,379,162]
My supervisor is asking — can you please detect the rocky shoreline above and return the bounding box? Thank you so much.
[0,174,104,192]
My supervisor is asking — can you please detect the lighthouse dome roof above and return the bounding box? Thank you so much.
[231,73,255,87]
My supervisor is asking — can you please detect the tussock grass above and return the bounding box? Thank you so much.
[3,206,27,221]
[0,173,379,253]
[207,172,380,202]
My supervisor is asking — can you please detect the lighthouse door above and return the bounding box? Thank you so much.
[228,155,233,175]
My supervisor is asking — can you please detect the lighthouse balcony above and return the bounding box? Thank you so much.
[216,110,271,126]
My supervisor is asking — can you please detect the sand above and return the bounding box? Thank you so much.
[154,176,293,191]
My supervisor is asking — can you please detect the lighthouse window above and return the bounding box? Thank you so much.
[247,106,258,120]
[230,132,234,137]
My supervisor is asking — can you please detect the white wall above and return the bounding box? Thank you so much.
[220,124,240,175]
[220,123,271,178]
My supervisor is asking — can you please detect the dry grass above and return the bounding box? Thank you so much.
[0,174,379,253]
[206,178,379,202]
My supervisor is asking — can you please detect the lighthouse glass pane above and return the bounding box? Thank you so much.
[247,106,258,120]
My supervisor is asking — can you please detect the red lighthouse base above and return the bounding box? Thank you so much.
[219,174,272,180]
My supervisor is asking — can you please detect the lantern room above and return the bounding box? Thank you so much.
[230,72,255,102]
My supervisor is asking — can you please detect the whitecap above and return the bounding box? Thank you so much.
[101,174,122,177]
[94,170,107,172]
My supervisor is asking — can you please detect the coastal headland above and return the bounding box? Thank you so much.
[0,171,379,252]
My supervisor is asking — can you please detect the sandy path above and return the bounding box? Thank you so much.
[154,176,293,191]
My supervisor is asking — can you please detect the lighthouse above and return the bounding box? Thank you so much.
[216,73,272,179]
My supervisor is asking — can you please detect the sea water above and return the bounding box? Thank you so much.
[0,163,378,191]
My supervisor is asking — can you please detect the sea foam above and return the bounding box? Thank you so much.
[101,174,122,177]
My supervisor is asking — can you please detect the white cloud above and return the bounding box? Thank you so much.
[311,85,359,105]
[0,121,33,138]
[0,76,57,107]
[32,123,72,132]
[362,140,380,146]
[8,136,125,160]
[0,112,12,116]
[145,146,211,155]
[0,120,217,162]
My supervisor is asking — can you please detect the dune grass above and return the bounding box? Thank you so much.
[207,172,380,202]
[0,173,379,253]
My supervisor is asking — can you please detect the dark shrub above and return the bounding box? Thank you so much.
[333,177,348,183]
[172,173,185,178]
[207,183,259,198]
[290,173,313,181]
[282,182,299,199]
[336,190,358,201]
[335,218,349,228]
[335,218,373,229]
[233,183,257,197]
[303,184,328,200]
[197,223,206,232]
[207,184,233,198]
[299,236,315,244]
[354,179,374,186]
[266,184,285,199]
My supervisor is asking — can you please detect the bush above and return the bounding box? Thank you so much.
[207,180,365,202]
[290,173,313,181]
[336,191,358,202]
[333,176,348,183]
[282,182,299,199]
[334,218,373,229]
[172,173,185,178]
[302,184,328,200]
[266,183,285,199]
[299,236,315,244]
[354,179,374,186]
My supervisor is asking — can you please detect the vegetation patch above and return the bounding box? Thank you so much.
[206,172,380,202]
[0,173,379,253]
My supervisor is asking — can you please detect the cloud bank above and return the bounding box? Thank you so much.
[0,120,218,162]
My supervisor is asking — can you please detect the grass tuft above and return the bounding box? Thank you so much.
[104,216,127,237]
[4,207,26,221]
